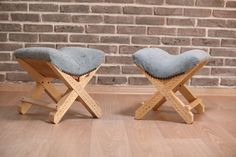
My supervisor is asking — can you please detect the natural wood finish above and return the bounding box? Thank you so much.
[0,90,236,157]
[16,58,102,124]
[21,97,56,111]
[17,82,44,114]
[135,61,208,124]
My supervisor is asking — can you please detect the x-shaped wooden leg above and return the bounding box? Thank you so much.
[178,85,204,113]
[17,59,102,124]
[47,63,102,123]
[17,59,62,114]
[135,61,207,124]
[18,82,44,114]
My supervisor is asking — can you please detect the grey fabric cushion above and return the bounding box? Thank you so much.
[14,47,105,76]
[133,48,210,79]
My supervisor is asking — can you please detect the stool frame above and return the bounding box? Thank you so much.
[17,58,102,124]
[135,61,208,124]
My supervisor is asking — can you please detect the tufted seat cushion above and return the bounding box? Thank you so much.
[133,48,210,79]
[14,47,105,76]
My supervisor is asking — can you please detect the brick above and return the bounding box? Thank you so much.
[195,68,210,75]
[104,15,134,24]
[132,36,160,45]
[178,28,205,37]
[0,53,11,61]
[70,35,99,43]
[225,59,236,66]
[86,25,115,34]
[221,78,236,86]
[191,77,219,86]
[0,43,22,51]
[88,45,117,54]
[9,33,38,42]
[207,58,223,66]
[0,63,22,71]
[101,36,130,44]
[56,44,86,49]
[221,39,236,47]
[0,74,4,82]
[136,0,163,5]
[42,14,72,22]
[122,66,140,74]
[55,25,84,33]
[184,9,211,17]
[104,0,133,3]
[97,66,120,74]
[154,7,182,16]
[181,47,208,53]
[208,30,236,38]
[196,0,224,7]
[148,27,176,35]
[73,15,103,23]
[75,0,103,2]
[161,37,190,46]
[0,13,9,20]
[11,13,40,22]
[213,10,236,18]
[123,6,152,15]
[227,20,236,28]
[210,48,236,57]
[25,44,56,48]
[60,5,89,13]
[6,72,32,82]
[128,77,150,85]
[117,26,146,35]
[29,3,58,12]
[167,18,195,26]
[197,19,227,28]
[192,38,220,46]
[166,0,194,6]
[91,5,121,14]
[39,34,68,42]
[119,45,145,54]
[97,76,127,85]
[105,56,133,64]
[226,1,236,8]
[0,33,7,41]
[198,19,236,28]
[154,46,180,54]
[0,3,27,11]
[136,17,165,25]
[212,68,236,76]
[24,24,53,32]
[0,23,21,32]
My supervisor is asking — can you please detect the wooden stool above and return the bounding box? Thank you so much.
[133,48,210,124]
[15,47,104,124]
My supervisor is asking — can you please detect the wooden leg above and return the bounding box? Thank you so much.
[135,91,164,120]
[49,90,78,124]
[152,97,166,111]
[165,91,194,124]
[47,64,102,119]
[78,89,102,118]
[18,83,44,114]
[179,85,204,113]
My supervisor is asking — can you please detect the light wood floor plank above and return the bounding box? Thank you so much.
[90,120,132,157]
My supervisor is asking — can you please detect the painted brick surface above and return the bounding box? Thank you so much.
[0,0,235,88]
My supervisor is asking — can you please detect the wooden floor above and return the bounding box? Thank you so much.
[0,89,236,157]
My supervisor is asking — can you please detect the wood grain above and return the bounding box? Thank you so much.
[0,91,235,157]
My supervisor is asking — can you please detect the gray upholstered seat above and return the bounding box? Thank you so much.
[14,47,105,76]
[133,48,210,79]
